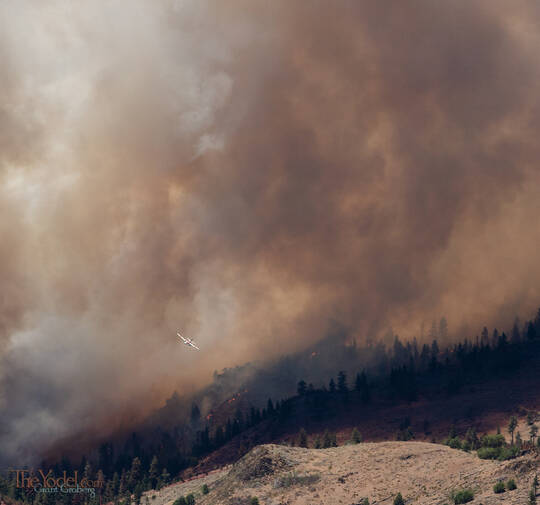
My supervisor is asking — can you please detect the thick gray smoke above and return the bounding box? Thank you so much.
[2,0,540,464]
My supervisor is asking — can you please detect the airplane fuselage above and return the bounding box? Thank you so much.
[177,332,200,350]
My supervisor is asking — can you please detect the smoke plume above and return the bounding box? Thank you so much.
[2,0,540,464]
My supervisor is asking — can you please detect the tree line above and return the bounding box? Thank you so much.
[2,309,540,505]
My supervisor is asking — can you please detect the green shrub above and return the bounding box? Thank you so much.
[323,430,337,448]
[393,493,405,505]
[445,437,462,449]
[185,494,195,505]
[497,445,519,461]
[173,498,187,505]
[250,498,259,505]
[480,434,505,448]
[201,484,209,495]
[493,481,506,493]
[477,446,500,459]
[298,427,308,447]
[477,442,518,460]
[451,488,474,504]
[464,428,479,450]
[396,428,414,441]
[360,499,369,505]
[507,479,517,490]
[351,428,363,444]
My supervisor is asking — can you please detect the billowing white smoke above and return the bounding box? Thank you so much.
[2,0,540,466]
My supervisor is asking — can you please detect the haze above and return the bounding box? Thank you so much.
[2,0,540,464]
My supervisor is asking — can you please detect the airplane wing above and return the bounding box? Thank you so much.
[177,331,199,350]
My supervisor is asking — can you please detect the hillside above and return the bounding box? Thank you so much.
[175,367,540,478]
[144,442,539,505]
[33,329,540,478]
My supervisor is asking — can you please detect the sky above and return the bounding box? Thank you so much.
[2,0,540,464]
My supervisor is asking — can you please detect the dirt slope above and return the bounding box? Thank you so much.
[144,441,539,505]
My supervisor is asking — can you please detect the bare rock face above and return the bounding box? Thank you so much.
[229,445,294,482]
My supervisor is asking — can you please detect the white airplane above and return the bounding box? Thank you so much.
[177,332,200,350]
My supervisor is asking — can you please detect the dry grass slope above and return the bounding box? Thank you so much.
[145,441,539,505]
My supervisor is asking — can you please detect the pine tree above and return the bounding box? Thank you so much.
[439,317,448,341]
[355,373,364,392]
[98,442,114,478]
[111,472,120,496]
[529,424,538,444]
[149,456,159,489]
[298,428,308,448]
[322,430,332,448]
[508,416,518,445]
[119,469,128,496]
[128,457,142,491]
[134,482,144,505]
[351,428,362,444]
[235,408,244,430]
[337,371,348,393]
[159,468,170,489]
[79,455,88,476]
[429,321,438,340]
[465,428,478,450]
[329,378,336,393]
[480,327,489,347]
[96,469,105,495]
[225,418,233,440]
[511,318,521,343]
[215,425,225,447]
[191,403,201,424]
[361,379,371,404]
[84,460,93,481]
[527,322,537,340]
[104,478,115,502]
